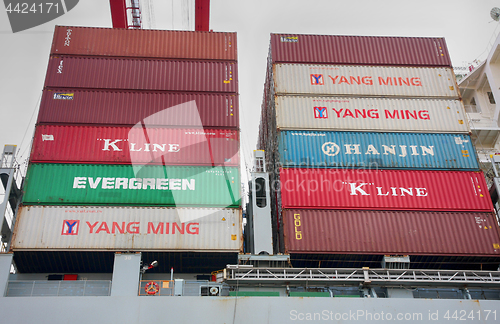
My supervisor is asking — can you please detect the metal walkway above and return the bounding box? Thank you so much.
[218,266,500,288]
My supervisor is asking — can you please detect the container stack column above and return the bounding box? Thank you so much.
[12,26,241,274]
[258,33,500,270]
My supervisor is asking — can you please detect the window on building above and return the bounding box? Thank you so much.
[465,97,478,113]
[255,177,267,208]
[487,92,496,104]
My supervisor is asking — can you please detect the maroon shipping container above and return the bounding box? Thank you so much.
[44,56,238,92]
[283,209,500,256]
[271,34,452,67]
[279,168,493,212]
[51,26,237,61]
[31,125,239,166]
[37,89,238,128]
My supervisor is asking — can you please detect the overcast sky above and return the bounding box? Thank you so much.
[1,0,500,179]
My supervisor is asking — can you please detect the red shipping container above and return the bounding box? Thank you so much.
[271,34,451,67]
[283,209,500,256]
[44,56,238,92]
[31,125,239,166]
[279,168,493,212]
[37,89,238,128]
[51,26,237,61]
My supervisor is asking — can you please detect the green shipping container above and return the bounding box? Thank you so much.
[23,164,240,207]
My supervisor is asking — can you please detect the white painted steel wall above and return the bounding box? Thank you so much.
[275,96,468,133]
[12,206,241,252]
[273,64,459,98]
[1,297,499,324]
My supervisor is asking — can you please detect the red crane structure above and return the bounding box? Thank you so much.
[109,0,128,28]
[195,0,210,31]
[109,0,209,31]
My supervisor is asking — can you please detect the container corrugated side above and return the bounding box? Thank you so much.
[37,89,238,128]
[279,168,493,212]
[23,164,241,207]
[273,64,458,98]
[271,34,451,67]
[283,209,500,256]
[31,125,239,166]
[275,96,467,133]
[12,206,241,252]
[44,56,238,92]
[51,26,237,61]
[279,131,478,170]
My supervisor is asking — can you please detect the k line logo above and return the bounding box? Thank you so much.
[310,74,324,85]
[314,107,328,119]
[62,220,79,235]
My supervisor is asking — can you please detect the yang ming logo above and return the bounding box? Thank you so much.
[62,219,79,235]
[310,74,324,85]
[4,0,79,33]
[314,107,328,118]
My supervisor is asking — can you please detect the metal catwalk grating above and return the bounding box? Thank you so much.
[218,267,500,288]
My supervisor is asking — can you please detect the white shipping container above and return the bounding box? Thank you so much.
[12,206,242,252]
[275,96,469,133]
[273,64,459,98]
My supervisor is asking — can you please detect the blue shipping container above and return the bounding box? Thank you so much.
[278,131,479,170]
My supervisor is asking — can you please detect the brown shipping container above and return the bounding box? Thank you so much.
[283,209,500,256]
[44,56,238,92]
[37,89,238,128]
[51,26,237,61]
[271,34,451,67]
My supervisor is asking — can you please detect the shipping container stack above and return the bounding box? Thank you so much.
[258,34,500,270]
[12,26,241,274]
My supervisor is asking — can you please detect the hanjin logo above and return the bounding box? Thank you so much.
[310,74,324,85]
[314,107,328,118]
[321,142,340,156]
[62,220,80,235]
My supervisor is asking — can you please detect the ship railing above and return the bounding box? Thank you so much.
[138,280,174,296]
[138,279,227,296]
[5,280,111,297]
[218,267,500,288]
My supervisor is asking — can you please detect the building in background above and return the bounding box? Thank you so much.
[458,33,500,180]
